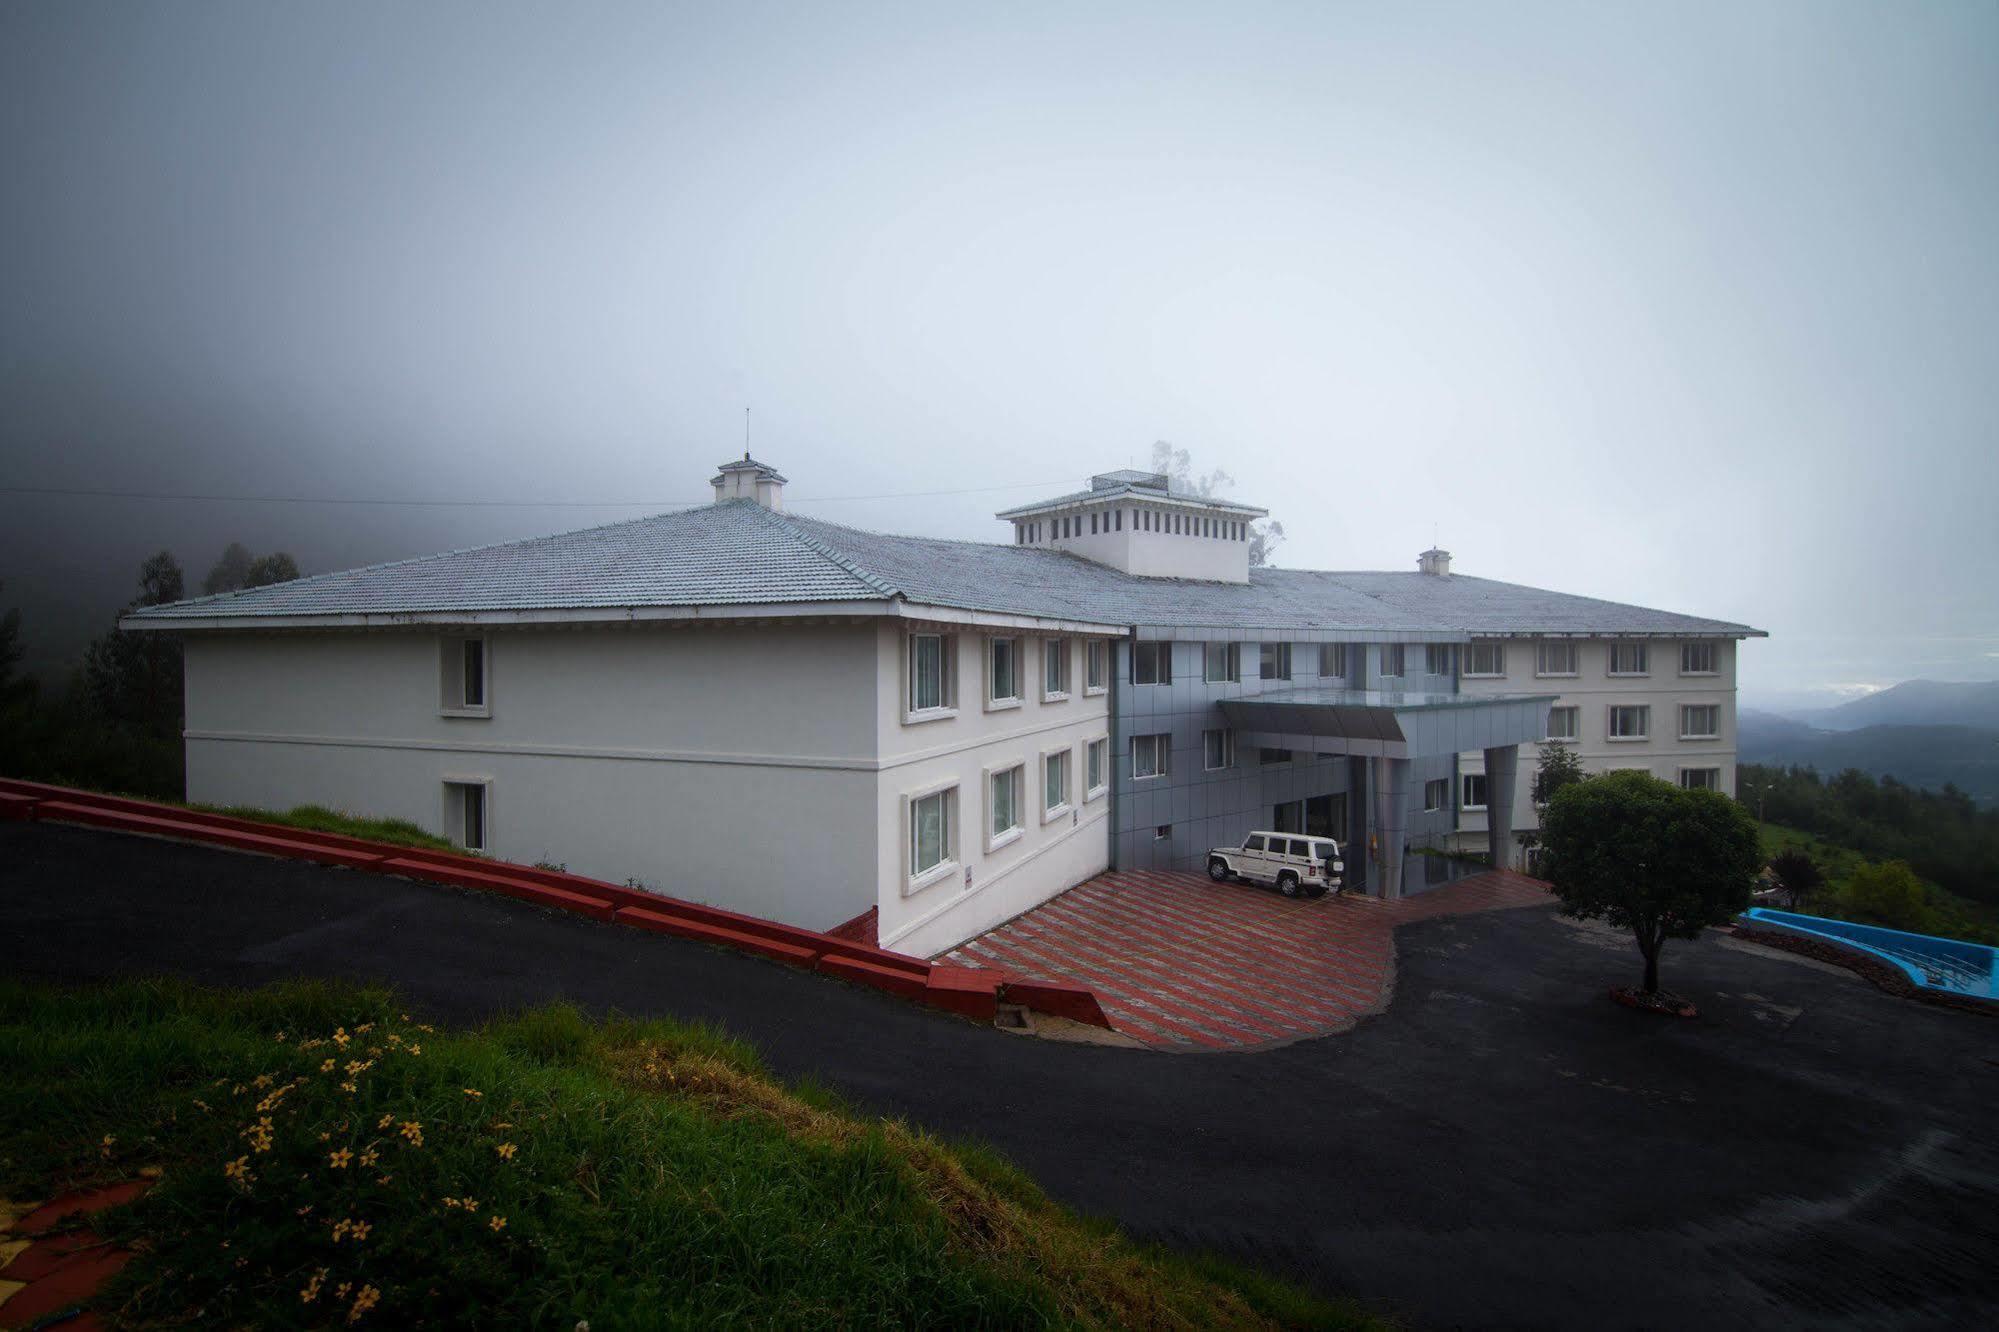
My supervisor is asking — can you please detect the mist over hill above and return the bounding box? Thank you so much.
[1740,708,1999,806]
[1813,679,1999,732]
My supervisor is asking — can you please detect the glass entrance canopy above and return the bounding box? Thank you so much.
[1216,687,1557,759]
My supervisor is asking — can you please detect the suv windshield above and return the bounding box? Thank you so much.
[1313,841,1339,862]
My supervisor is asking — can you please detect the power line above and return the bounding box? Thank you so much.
[0,478,1080,509]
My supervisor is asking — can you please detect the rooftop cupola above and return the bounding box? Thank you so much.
[712,454,788,510]
[996,468,1267,584]
[1418,547,1452,576]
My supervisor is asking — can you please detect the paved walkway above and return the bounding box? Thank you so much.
[946,868,1551,1049]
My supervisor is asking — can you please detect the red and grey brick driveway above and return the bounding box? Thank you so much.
[945,868,1551,1050]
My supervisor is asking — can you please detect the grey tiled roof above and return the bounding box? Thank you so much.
[993,479,1266,518]
[126,500,1762,638]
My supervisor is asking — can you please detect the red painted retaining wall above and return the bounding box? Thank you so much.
[0,778,1108,1030]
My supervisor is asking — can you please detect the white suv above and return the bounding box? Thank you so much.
[1208,832,1344,899]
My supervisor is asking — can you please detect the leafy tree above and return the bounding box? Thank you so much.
[1542,770,1762,995]
[1767,848,1823,910]
[1841,860,1930,932]
[82,551,186,741]
[0,581,32,710]
[1530,742,1587,814]
[202,541,255,595]
[1150,440,1286,566]
[243,552,301,588]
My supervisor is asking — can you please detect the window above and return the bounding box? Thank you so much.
[1090,512,1099,534]
[1114,509,1122,531]
[1680,704,1720,739]
[444,780,487,851]
[1608,642,1650,676]
[1318,643,1347,679]
[1204,642,1241,683]
[1680,641,1718,675]
[1546,705,1579,742]
[1258,747,1292,765]
[1155,824,1171,841]
[440,636,489,716]
[1259,642,1292,680]
[1086,737,1108,798]
[1203,729,1234,770]
[1535,641,1578,677]
[1680,768,1721,791]
[907,633,955,716]
[1380,644,1405,678]
[989,765,1023,844]
[1608,705,1651,740]
[1244,834,1266,851]
[1424,778,1448,812]
[1085,640,1108,693]
[987,637,1021,706]
[1464,643,1505,677]
[1426,644,1454,676]
[1132,641,1171,685]
[1044,748,1071,815]
[1461,773,1489,811]
[1043,638,1070,699]
[909,787,955,880]
[1132,733,1171,779]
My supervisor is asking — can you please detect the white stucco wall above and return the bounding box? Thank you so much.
[182,624,881,930]
[1454,636,1741,850]
[870,621,1114,958]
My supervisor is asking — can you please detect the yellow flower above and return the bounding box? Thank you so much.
[408,1044,423,1057]
[329,1147,354,1169]
[339,1081,358,1094]
[347,1283,381,1322]
[494,1142,517,1161]
[352,1220,372,1242]
[300,1268,327,1303]
[331,1218,352,1241]
[336,1281,353,1299]
[377,1113,395,1130]
[440,1195,460,1209]
[321,1059,337,1073]
[463,1088,483,1099]
[275,1030,288,1042]
[223,1155,252,1183]
[296,1204,315,1217]
[359,1148,380,1167]
[398,1121,424,1147]
[375,1174,393,1185]
[463,1197,479,1213]
[355,1022,374,1034]
[100,1134,116,1158]
[488,1215,507,1233]
[333,1028,351,1047]
[252,1074,274,1089]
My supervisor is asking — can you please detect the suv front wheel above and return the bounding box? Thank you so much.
[1207,858,1232,882]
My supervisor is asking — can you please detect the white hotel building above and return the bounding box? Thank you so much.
[126,458,1761,958]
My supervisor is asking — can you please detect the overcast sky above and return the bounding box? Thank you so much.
[2,0,1994,704]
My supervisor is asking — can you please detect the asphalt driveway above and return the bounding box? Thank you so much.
[3,821,1994,1330]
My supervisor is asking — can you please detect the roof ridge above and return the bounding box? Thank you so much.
[750,505,904,601]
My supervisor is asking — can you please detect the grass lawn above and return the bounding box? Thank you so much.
[1757,821,1999,946]
[187,803,462,854]
[0,978,1381,1330]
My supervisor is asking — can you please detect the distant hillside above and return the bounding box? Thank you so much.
[1739,711,1999,805]
[1817,679,1999,732]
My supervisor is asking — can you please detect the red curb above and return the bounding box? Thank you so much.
[0,1231,111,1284]
[0,1250,131,1329]
[0,779,1114,1032]
[13,1183,151,1236]
[923,966,1003,1021]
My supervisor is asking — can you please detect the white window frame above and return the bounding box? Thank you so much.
[1084,735,1109,801]
[1460,772,1489,812]
[1380,644,1405,679]
[1608,704,1651,741]
[440,635,491,718]
[1259,642,1292,681]
[903,779,960,894]
[984,762,1025,853]
[1679,641,1719,676]
[1679,767,1722,791]
[1464,643,1505,678]
[1424,778,1448,813]
[904,631,957,723]
[1132,641,1171,685]
[1546,705,1580,743]
[1318,643,1348,679]
[1202,728,1234,771]
[1084,640,1109,695]
[985,636,1022,711]
[1040,745,1072,823]
[1535,641,1578,677]
[1204,642,1241,684]
[1425,644,1455,677]
[1042,637,1071,702]
[1132,732,1171,780]
[441,777,492,852]
[1679,704,1720,740]
[1607,641,1650,677]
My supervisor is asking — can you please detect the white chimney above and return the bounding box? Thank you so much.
[1418,547,1452,576]
[711,454,787,510]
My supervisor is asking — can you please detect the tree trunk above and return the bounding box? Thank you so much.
[1640,939,1661,994]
